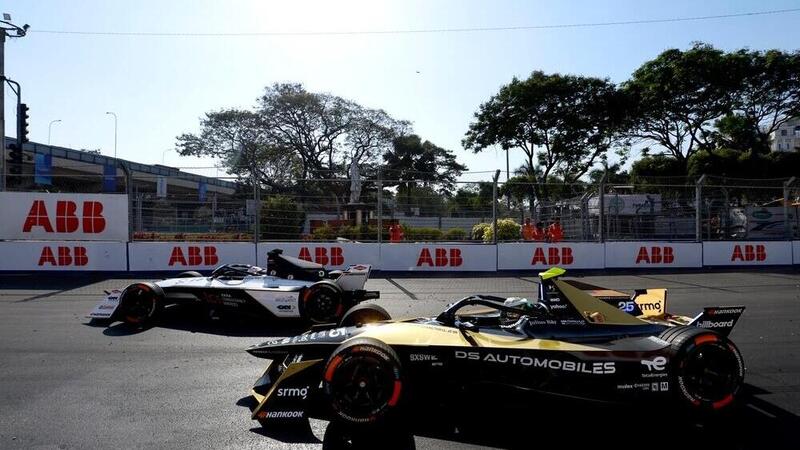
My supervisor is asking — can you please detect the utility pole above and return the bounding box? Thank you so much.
[1,30,5,191]
[1,14,29,191]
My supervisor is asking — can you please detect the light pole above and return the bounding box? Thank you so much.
[1,14,29,191]
[105,111,117,159]
[48,119,61,145]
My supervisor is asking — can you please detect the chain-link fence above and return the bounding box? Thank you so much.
[5,164,800,242]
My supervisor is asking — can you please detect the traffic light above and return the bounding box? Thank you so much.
[6,142,23,175]
[17,103,30,144]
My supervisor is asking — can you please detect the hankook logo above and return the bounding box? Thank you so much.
[708,308,743,315]
[263,410,304,419]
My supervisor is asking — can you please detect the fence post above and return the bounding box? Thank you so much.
[377,168,382,243]
[492,170,500,244]
[120,161,133,241]
[253,175,260,251]
[695,174,706,243]
[784,177,796,240]
[597,173,606,243]
[136,192,142,233]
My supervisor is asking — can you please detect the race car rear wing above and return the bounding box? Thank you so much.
[689,306,745,337]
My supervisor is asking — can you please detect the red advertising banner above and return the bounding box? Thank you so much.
[128,242,256,271]
[379,244,496,271]
[0,192,129,241]
[0,241,127,271]
[497,243,604,270]
[703,241,792,266]
[605,242,702,268]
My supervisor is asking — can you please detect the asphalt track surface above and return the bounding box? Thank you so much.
[1,270,799,449]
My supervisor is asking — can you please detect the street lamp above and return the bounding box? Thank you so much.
[48,119,62,145]
[105,111,117,159]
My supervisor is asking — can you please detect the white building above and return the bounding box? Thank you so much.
[770,117,800,152]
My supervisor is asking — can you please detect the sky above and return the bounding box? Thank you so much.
[3,0,800,182]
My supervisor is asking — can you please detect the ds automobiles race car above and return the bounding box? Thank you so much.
[245,267,745,428]
[87,249,379,327]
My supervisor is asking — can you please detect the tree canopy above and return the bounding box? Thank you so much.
[176,83,420,193]
[463,71,627,195]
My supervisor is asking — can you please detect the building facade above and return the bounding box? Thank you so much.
[770,117,800,152]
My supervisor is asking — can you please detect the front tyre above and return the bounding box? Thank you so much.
[662,327,745,413]
[323,338,403,426]
[118,282,164,328]
[302,281,344,324]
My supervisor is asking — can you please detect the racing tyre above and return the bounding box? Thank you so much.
[118,282,164,328]
[661,326,744,413]
[302,281,344,324]
[323,338,403,426]
[177,271,203,278]
[339,304,391,328]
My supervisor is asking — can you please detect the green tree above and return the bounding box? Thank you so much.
[175,109,301,192]
[447,183,494,218]
[622,44,739,166]
[629,155,687,184]
[176,83,407,190]
[723,49,800,153]
[382,134,467,209]
[260,195,306,240]
[463,71,626,199]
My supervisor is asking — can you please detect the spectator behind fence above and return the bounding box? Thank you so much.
[547,218,563,242]
[522,218,535,241]
[533,221,547,241]
[389,223,404,242]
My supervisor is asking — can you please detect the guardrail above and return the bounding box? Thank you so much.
[1,240,798,272]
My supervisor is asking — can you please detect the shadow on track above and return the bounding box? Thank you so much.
[86,304,310,338]
[241,384,799,449]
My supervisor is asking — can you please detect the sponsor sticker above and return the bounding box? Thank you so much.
[455,351,615,374]
[276,386,309,400]
[640,356,667,372]
[409,354,439,362]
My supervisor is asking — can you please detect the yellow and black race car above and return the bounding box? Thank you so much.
[244,268,745,428]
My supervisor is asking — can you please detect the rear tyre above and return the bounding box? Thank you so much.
[302,281,344,324]
[660,326,744,413]
[339,304,391,328]
[177,271,203,278]
[323,338,403,426]
[118,282,164,328]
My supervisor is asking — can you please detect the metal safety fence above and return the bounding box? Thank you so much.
[4,167,799,243]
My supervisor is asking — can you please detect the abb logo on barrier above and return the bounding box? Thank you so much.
[531,247,573,265]
[417,248,463,267]
[731,244,766,262]
[168,246,219,266]
[298,247,344,266]
[38,246,88,266]
[22,200,106,233]
[635,246,674,264]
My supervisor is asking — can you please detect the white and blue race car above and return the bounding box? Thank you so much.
[87,249,379,327]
